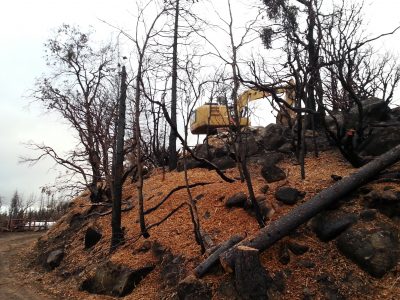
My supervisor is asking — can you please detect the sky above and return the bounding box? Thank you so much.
[0,0,399,207]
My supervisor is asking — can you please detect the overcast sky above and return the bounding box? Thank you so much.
[0,0,399,206]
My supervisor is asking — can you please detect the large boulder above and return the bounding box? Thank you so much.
[311,211,358,242]
[81,261,155,297]
[336,224,400,278]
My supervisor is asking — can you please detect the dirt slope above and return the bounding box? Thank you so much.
[25,150,400,299]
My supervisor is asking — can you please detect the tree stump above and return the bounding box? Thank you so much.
[233,246,269,300]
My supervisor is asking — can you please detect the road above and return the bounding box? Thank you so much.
[0,232,54,300]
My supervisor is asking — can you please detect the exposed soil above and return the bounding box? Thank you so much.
[0,232,55,300]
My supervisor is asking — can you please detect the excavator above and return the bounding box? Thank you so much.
[190,82,295,135]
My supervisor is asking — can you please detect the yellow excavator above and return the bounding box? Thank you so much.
[190,83,295,135]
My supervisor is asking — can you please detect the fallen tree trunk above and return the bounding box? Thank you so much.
[194,234,244,278]
[219,144,400,270]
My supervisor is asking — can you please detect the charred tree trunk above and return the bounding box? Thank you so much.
[233,246,270,300]
[168,0,179,171]
[194,234,244,278]
[220,144,400,270]
[111,66,127,250]
[135,66,149,239]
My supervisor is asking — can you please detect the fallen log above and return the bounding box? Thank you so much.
[194,234,244,278]
[219,144,400,270]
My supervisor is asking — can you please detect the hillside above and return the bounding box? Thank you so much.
[20,148,400,299]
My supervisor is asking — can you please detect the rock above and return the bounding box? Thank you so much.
[211,156,236,170]
[161,253,185,288]
[226,192,247,208]
[177,275,212,300]
[193,144,213,159]
[85,227,102,249]
[359,126,400,156]
[177,158,203,172]
[278,243,290,265]
[287,241,309,255]
[359,209,377,221]
[275,187,304,205]
[261,165,286,183]
[277,142,293,153]
[214,278,240,300]
[260,124,291,151]
[296,260,315,268]
[259,184,269,194]
[80,261,155,297]
[137,240,152,253]
[316,274,345,300]
[331,174,342,181]
[364,189,400,218]
[271,271,286,293]
[248,152,285,168]
[311,211,358,242]
[336,224,400,278]
[46,249,64,270]
[214,146,229,158]
[239,134,259,157]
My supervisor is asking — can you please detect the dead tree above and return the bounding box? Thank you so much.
[111,65,128,249]
[24,25,118,198]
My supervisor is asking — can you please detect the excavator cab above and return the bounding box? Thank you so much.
[190,103,249,135]
[190,82,295,135]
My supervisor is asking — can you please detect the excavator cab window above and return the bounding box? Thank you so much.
[190,110,196,125]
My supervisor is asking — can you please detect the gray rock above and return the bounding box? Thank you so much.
[80,261,155,296]
[46,249,64,270]
[261,165,286,183]
[275,187,304,205]
[312,211,358,242]
[336,224,400,278]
